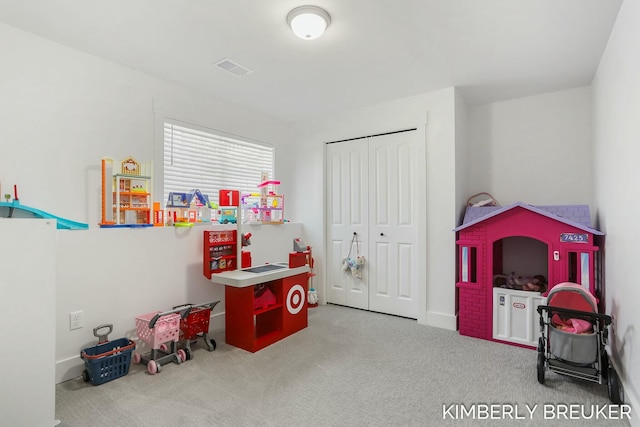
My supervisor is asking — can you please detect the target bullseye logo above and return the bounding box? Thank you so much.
[286,284,305,314]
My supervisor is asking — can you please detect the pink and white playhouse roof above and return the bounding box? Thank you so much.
[454,202,603,235]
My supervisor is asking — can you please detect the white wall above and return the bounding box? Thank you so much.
[468,86,593,208]
[0,219,56,427]
[454,89,471,226]
[592,0,640,423]
[56,222,302,383]
[0,23,287,226]
[286,88,458,328]
[0,23,304,386]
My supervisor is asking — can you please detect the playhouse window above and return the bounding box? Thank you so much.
[460,246,477,283]
[568,251,590,291]
[163,121,274,209]
[581,252,590,291]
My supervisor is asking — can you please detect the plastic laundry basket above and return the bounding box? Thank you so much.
[81,337,136,385]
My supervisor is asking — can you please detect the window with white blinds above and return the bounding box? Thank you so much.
[163,121,274,207]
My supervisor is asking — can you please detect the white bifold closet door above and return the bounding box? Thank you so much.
[326,130,420,318]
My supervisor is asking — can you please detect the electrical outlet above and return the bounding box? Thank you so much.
[69,310,84,330]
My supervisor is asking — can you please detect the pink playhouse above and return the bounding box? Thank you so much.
[454,202,604,348]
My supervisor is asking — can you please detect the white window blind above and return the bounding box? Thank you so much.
[163,121,274,207]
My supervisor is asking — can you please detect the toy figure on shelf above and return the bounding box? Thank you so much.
[218,189,239,224]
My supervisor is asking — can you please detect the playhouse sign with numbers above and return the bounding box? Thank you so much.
[560,233,589,243]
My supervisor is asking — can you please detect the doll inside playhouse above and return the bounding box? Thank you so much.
[492,237,548,293]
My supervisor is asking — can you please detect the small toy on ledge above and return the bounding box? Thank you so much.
[218,189,239,224]
[0,183,88,229]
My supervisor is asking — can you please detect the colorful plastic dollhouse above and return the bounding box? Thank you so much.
[166,189,212,226]
[240,179,284,224]
[454,202,604,348]
[100,156,154,228]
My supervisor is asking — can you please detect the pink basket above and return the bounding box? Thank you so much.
[135,311,181,349]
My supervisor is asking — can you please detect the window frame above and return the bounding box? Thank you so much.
[162,119,275,214]
[457,241,480,285]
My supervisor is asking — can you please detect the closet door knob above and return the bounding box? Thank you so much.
[380,233,385,237]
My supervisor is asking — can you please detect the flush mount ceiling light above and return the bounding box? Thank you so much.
[287,5,331,40]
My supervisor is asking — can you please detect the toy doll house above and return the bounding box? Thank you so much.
[240,179,284,224]
[99,156,154,227]
[454,202,603,348]
[166,189,212,225]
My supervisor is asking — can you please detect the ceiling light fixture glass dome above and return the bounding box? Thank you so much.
[287,5,331,40]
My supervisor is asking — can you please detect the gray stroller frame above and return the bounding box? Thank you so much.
[537,303,623,403]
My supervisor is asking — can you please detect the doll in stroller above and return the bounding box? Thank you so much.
[536,282,623,404]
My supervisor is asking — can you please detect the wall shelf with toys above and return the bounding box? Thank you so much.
[100,156,154,228]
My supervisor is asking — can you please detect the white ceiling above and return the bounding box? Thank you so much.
[0,0,622,123]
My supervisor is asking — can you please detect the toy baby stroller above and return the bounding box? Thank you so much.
[132,306,191,375]
[172,300,220,360]
[536,282,623,403]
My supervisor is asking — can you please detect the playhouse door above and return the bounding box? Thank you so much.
[326,131,423,319]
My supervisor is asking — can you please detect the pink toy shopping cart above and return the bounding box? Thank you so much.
[132,306,191,374]
[536,282,623,403]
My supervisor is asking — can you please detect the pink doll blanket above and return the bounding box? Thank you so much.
[551,313,592,334]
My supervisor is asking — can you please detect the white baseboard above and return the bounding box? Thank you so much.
[425,311,457,330]
[56,312,226,384]
[56,355,83,384]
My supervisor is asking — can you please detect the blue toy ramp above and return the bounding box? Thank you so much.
[0,201,88,230]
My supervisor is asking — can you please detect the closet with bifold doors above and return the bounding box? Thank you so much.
[325,128,425,319]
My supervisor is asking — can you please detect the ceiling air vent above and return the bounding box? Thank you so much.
[214,58,252,77]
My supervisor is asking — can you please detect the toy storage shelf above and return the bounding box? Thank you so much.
[211,266,309,353]
[224,280,284,352]
[203,230,238,279]
[254,302,284,316]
